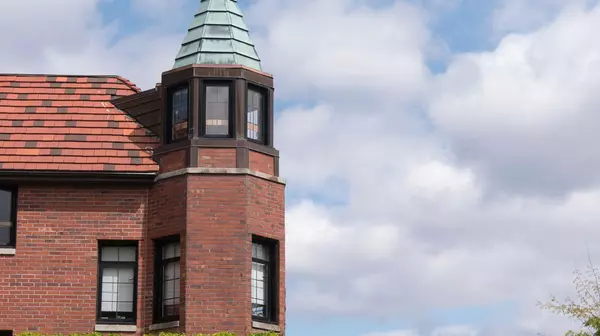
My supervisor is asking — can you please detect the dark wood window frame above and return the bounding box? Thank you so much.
[165,82,191,144]
[200,80,235,138]
[153,235,181,324]
[96,240,139,325]
[246,84,268,145]
[251,235,278,323]
[0,186,17,248]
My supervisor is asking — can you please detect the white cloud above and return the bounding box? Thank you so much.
[430,2,600,196]
[0,0,181,89]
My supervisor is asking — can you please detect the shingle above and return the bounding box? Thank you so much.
[0,74,159,173]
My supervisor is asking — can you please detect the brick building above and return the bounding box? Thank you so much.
[0,1,285,335]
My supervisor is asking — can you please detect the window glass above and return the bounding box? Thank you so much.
[0,189,13,246]
[171,87,189,141]
[252,241,272,320]
[98,243,137,323]
[205,85,230,136]
[156,240,181,321]
[247,89,264,142]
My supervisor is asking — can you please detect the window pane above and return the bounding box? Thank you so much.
[251,261,269,318]
[0,227,10,246]
[252,242,270,261]
[0,189,12,222]
[118,247,136,262]
[102,246,136,262]
[172,87,189,141]
[163,242,180,260]
[247,89,264,141]
[205,85,229,136]
[117,284,134,303]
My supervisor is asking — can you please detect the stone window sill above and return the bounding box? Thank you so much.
[252,321,280,332]
[95,324,137,333]
[148,320,180,331]
[0,248,16,256]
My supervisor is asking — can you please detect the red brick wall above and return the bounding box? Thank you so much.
[185,174,250,335]
[0,185,149,335]
[143,176,187,330]
[184,174,285,335]
[158,149,187,173]
[249,151,275,175]
[246,176,286,331]
[197,148,236,168]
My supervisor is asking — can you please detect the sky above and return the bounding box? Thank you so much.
[3,0,600,335]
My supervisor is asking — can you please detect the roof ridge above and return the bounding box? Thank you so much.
[115,76,142,93]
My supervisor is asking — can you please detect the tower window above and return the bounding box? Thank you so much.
[170,86,189,141]
[251,237,277,323]
[204,84,230,136]
[154,237,181,323]
[247,87,265,143]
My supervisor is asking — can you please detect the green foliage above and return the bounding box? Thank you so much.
[17,332,278,336]
[539,262,600,336]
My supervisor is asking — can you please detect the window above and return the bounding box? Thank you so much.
[154,238,181,323]
[252,238,277,322]
[97,242,138,324]
[247,87,265,143]
[204,84,230,136]
[0,330,13,336]
[170,86,189,142]
[0,187,16,248]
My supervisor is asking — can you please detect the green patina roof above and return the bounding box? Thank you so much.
[173,0,262,71]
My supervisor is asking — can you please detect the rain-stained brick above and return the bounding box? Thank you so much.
[42,101,52,107]
[24,141,37,148]
[66,120,77,127]
[25,107,36,113]
[33,120,44,127]
[12,120,23,127]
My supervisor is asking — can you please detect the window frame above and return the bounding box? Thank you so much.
[245,84,268,145]
[153,235,182,324]
[0,186,17,248]
[251,236,278,323]
[200,80,235,138]
[96,240,139,325]
[165,83,191,144]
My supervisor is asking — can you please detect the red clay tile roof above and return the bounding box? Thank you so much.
[0,74,159,173]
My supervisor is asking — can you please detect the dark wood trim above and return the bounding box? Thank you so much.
[189,146,199,168]
[191,77,201,139]
[235,79,247,139]
[236,147,249,169]
[267,88,274,147]
[111,89,159,110]
[0,171,156,185]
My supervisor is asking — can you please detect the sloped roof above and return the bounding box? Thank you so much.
[173,0,262,71]
[0,74,159,173]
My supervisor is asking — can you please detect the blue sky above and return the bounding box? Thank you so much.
[5,0,600,335]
